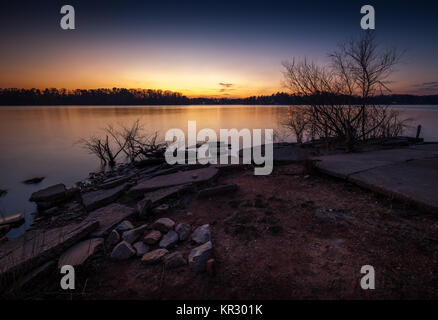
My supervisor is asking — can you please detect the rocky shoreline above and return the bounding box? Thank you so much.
[0,155,244,292]
[1,139,438,299]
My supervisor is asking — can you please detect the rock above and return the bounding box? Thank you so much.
[164,252,186,269]
[133,241,150,256]
[58,238,104,268]
[110,241,136,260]
[206,258,215,276]
[141,248,168,265]
[23,177,45,184]
[84,203,136,238]
[0,221,98,285]
[122,224,148,244]
[0,212,25,227]
[106,230,120,248]
[159,230,178,249]
[14,261,55,290]
[188,241,213,272]
[137,185,189,217]
[100,174,133,189]
[175,223,191,241]
[115,220,134,233]
[152,204,170,215]
[197,184,238,198]
[65,187,80,199]
[143,230,162,245]
[81,183,128,211]
[191,224,210,244]
[152,218,175,233]
[129,167,219,196]
[29,183,66,203]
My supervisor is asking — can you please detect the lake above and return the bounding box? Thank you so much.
[1,105,437,237]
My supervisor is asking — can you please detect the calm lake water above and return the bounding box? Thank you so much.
[1,105,437,237]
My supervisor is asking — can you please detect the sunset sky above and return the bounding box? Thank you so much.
[1,0,437,97]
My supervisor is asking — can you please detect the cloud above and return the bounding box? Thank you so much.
[412,81,438,93]
[218,82,234,88]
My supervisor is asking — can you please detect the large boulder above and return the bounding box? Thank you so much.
[29,184,67,207]
[110,241,136,260]
[191,224,211,244]
[188,241,213,272]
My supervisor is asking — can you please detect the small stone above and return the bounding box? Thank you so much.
[159,230,179,249]
[110,241,136,260]
[122,224,148,244]
[106,229,120,248]
[143,230,162,245]
[152,218,175,233]
[175,223,191,241]
[141,249,168,265]
[164,252,186,269]
[188,241,213,272]
[133,241,150,256]
[191,224,210,244]
[206,258,215,276]
[115,220,134,233]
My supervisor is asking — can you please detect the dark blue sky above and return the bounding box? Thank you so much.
[1,0,437,96]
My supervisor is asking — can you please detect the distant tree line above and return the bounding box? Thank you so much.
[0,87,437,106]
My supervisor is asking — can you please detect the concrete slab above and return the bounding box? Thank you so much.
[58,238,104,268]
[314,146,438,177]
[81,183,128,211]
[0,221,98,283]
[313,144,438,212]
[349,159,438,211]
[84,203,136,237]
[129,167,219,196]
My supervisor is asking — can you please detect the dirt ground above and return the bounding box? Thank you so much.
[13,164,438,300]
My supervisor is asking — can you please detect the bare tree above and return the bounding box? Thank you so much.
[78,120,167,167]
[281,106,310,144]
[282,32,408,150]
